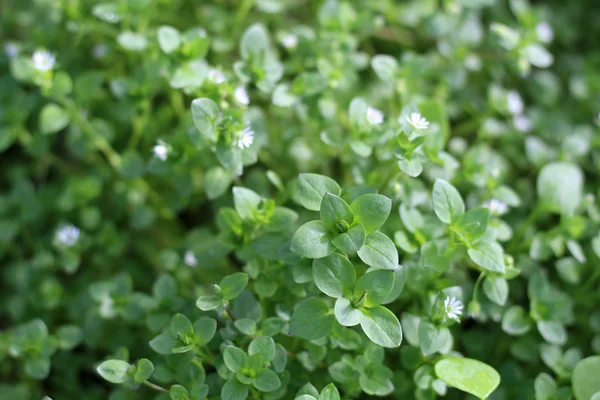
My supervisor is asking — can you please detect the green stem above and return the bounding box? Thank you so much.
[234,0,255,32]
[472,272,485,303]
[143,380,168,393]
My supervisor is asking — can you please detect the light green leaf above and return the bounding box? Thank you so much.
[572,356,600,400]
[224,346,247,373]
[357,232,399,270]
[222,379,249,400]
[294,174,341,211]
[233,187,262,221]
[205,167,232,200]
[157,25,181,54]
[434,357,501,399]
[291,221,335,259]
[354,269,394,308]
[371,55,398,82]
[171,313,193,338]
[220,272,249,301]
[192,317,217,346]
[289,298,334,340]
[191,98,220,142]
[432,179,465,224]
[240,24,270,60]
[39,104,70,135]
[319,383,341,400]
[320,193,353,232]
[117,31,148,51]
[501,306,531,336]
[537,320,567,345]
[149,331,178,355]
[196,295,222,311]
[537,162,583,216]
[134,359,154,383]
[253,369,281,392]
[169,384,189,400]
[96,360,132,384]
[483,276,508,306]
[312,253,356,298]
[334,297,362,327]
[467,241,506,273]
[330,223,366,253]
[248,336,275,364]
[350,194,392,234]
[360,306,402,348]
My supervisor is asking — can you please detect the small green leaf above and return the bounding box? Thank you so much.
[222,379,249,400]
[350,194,392,234]
[334,297,362,327]
[233,187,263,221]
[220,272,249,301]
[319,383,341,400]
[573,356,600,400]
[170,384,189,400]
[320,193,353,232]
[289,298,334,340]
[434,357,501,399]
[357,232,399,270]
[253,369,281,392]
[171,313,194,338]
[205,167,233,200]
[294,174,341,211]
[482,276,508,306]
[192,317,217,346]
[149,331,178,355]
[196,295,222,311]
[330,223,366,253]
[97,360,132,384]
[248,336,276,364]
[224,346,247,373]
[191,98,220,142]
[537,162,583,216]
[454,207,489,243]
[117,31,148,51]
[291,221,335,259]
[157,25,181,54]
[371,54,398,82]
[537,320,567,345]
[312,253,356,298]
[501,306,531,336]
[467,241,506,273]
[354,269,394,308]
[25,356,51,380]
[39,103,70,135]
[134,359,154,383]
[360,306,402,348]
[419,321,451,357]
[56,325,83,350]
[240,24,270,60]
[432,179,465,224]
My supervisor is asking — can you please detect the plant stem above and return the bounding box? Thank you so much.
[143,380,168,393]
[472,272,485,303]
[225,305,237,321]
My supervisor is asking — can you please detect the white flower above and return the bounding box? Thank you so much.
[209,68,227,84]
[237,124,254,149]
[56,225,80,247]
[536,22,554,43]
[444,296,464,321]
[235,86,249,106]
[483,198,508,215]
[367,106,384,125]
[184,250,197,267]
[403,112,429,130]
[153,140,168,161]
[92,44,109,59]
[32,49,56,72]
[513,114,532,132]
[281,33,298,49]
[506,91,524,115]
[4,42,18,58]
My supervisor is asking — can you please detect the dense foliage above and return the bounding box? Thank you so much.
[1,0,600,399]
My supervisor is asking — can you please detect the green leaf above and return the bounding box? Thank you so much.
[240,24,270,60]
[289,298,334,340]
[117,31,148,51]
[224,346,247,373]
[319,383,341,400]
[192,317,217,346]
[149,331,178,354]
[350,194,392,234]
[96,360,132,384]
[39,103,70,135]
[482,276,508,306]
[432,179,465,224]
[535,373,557,400]
[294,174,342,211]
[253,369,281,392]
[434,357,501,399]
[134,358,154,383]
[290,221,335,259]
[354,269,394,308]
[205,167,232,200]
[573,356,600,400]
[157,25,181,54]
[171,313,194,338]
[170,384,189,400]
[191,98,220,142]
[537,162,583,216]
[537,320,567,345]
[334,297,362,327]
[248,336,276,364]
[330,223,366,253]
[222,379,249,400]
[454,207,489,243]
[25,356,51,380]
[360,306,402,348]
[467,241,506,273]
[419,321,451,357]
[56,325,83,350]
[371,55,398,82]
[357,232,399,270]
[196,295,222,311]
[320,193,353,232]
[220,272,249,301]
[501,306,531,336]
[272,344,287,373]
[312,253,356,298]
[233,187,262,221]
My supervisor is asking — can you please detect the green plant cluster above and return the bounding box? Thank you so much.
[1,0,600,399]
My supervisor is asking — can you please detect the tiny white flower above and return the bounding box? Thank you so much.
[56,225,80,247]
[506,91,524,115]
[536,21,554,43]
[483,198,508,215]
[184,250,197,267]
[513,114,532,132]
[235,86,249,106]
[444,296,464,321]
[281,33,298,49]
[209,68,227,84]
[92,44,109,59]
[4,42,18,58]
[403,112,429,130]
[153,140,168,161]
[32,49,56,72]
[237,124,254,149]
[367,106,384,125]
